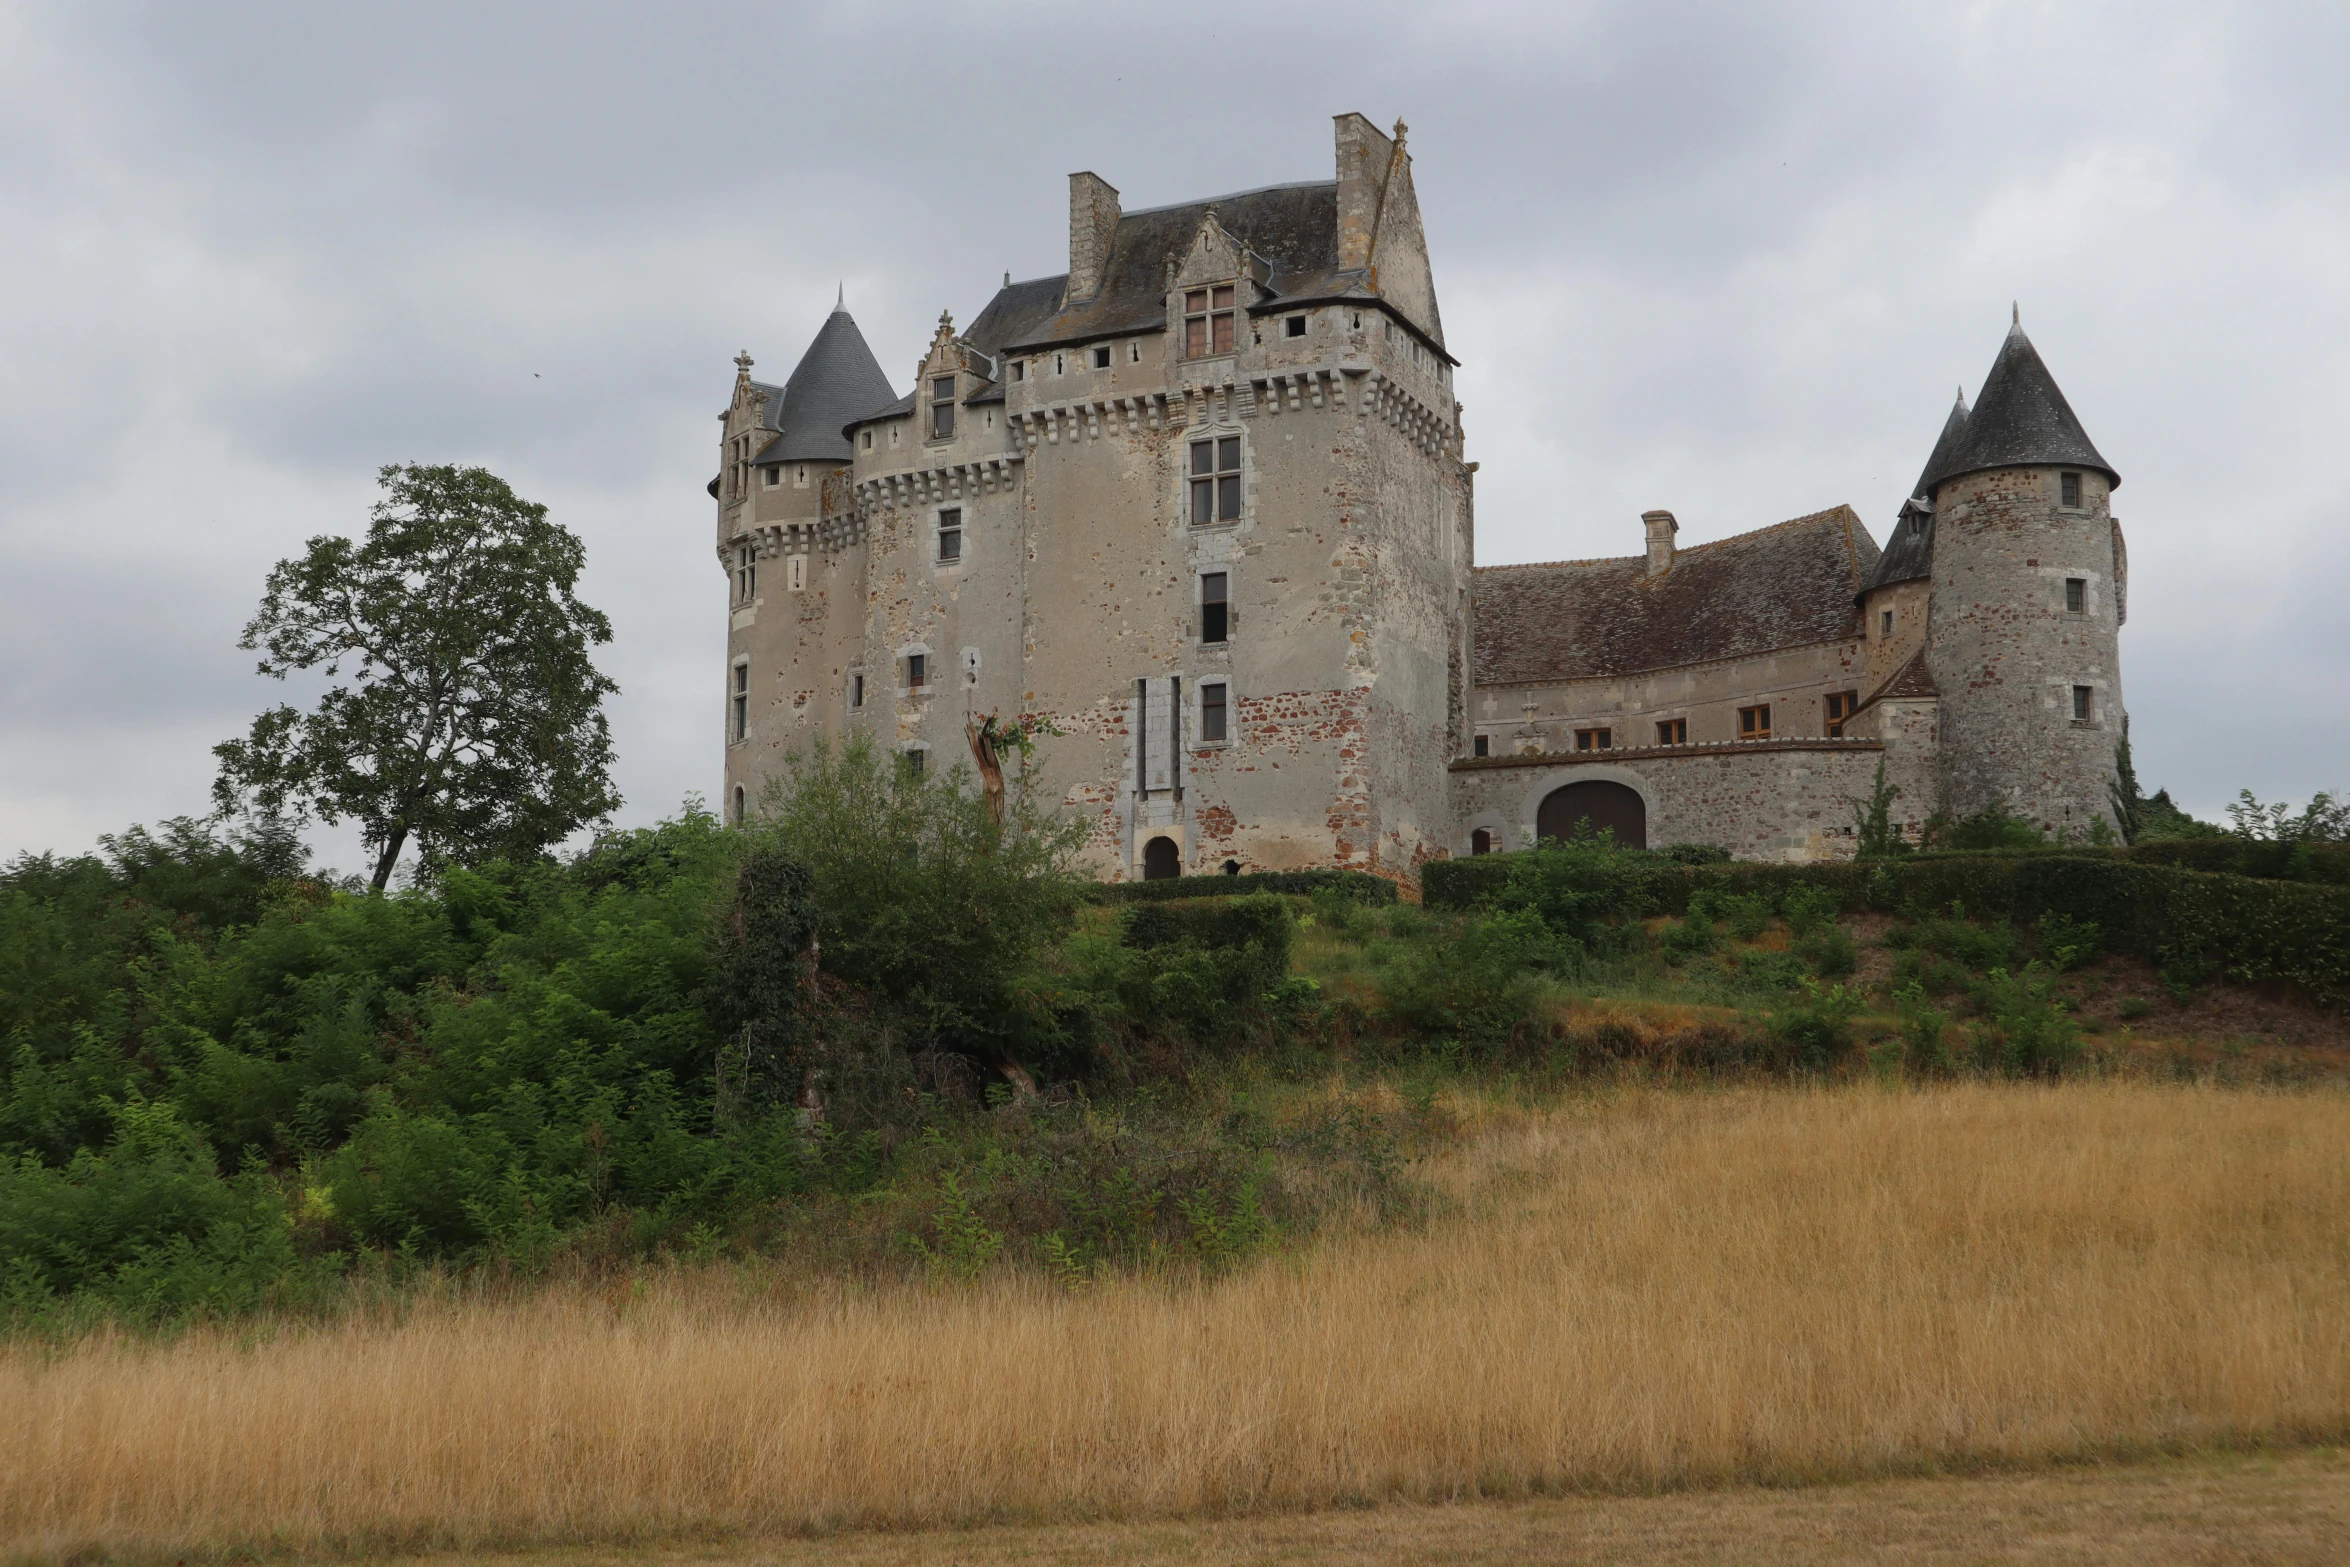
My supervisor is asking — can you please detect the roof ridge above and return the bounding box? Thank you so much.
[1119,179,1337,219]
[1475,505,1859,574]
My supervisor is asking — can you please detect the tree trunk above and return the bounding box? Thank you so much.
[369,823,410,892]
[966,717,1005,830]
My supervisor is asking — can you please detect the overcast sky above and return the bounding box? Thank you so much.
[3,0,2344,870]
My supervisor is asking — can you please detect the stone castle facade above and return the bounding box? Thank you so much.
[711,113,2127,878]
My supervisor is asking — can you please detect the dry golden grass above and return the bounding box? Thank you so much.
[4,1082,2346,1561]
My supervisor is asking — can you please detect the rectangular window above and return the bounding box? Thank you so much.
[2061,471,2083,508]
[1473,733,1490,757]
[1880,608,1893,638]
[2065,577,2086,613]
[1200,571,1228,643]
[930,376,955,439]
[761,466,779,488]
[1200,681,1228,743]
[1825,691,1858,737]
[1010,360,1025,382]
[901,748,926,780]
[1184,284,1237,357]
[851,672,864,709]
[907,652,926,690]
[1574,728,1612,751]
[862,430,874,450]
[787,554,807,592]
[1091,345,1111,369]
[1739,704,1772,740]
[937,508,962,563]
[2072,684,2092,723]
[1285,314,1307,338]
[730,664,748,742]
[1189,437,1243,524]
[1656,717,1687,746]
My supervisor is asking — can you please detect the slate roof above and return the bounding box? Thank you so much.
[1863,499,1937,596]
[1858,650,1939,711]
[1473,507,1883,685]
[752,307,899,464]
[1930,319,2118,490]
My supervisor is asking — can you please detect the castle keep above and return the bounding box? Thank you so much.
[711,114,2127,877]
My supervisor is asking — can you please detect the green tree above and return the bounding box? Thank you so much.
[2109,720,2144,844]
[213,465,620,890]
[1850,758,1909,859]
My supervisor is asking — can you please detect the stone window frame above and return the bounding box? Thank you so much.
[898,642,934,699]
[1194,678,1232,747]
[793,464,811,489]
[2070,684,2094,726]
[1197,568,1231,645]
[1091,344,1113,370]
[899,743,929,781]
[2064,576,2087,614]
[1462,813,1510,856]
[927,376,957,443]
[2058,470,2085,510]
[935,506,965,568]
[728,659,750,746]
[848,669,866,712]
[1184,423,1248,529]
[732,542,758,606]
[786,553,807,593]
[1284,313,1308,339]
[1472,732,1491,758]
[731,785,747,826]
[1738,704,1772,740]
[1183,283,1240,359]
[760,465,780,489]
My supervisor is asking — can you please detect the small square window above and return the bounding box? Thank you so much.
[761,466,779,488]
[901,748,927,780]
[1656,717,1686,746]
[1473,733,1490,757]
[1738,705,1772,740]
[1200,571,1228,643]
[908,652,926,689]
[2065,577,2086,613]
[937,508,962,563]
[2071,684,2092,723]
[1285,315,1307,338]
[1575,728,1612,751]
[1200,681,1228,743]
[2060,471,2083,508]
[1010,360,1025,382]
[1091,345,1111,369]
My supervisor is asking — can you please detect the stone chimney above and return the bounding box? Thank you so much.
[1643,510,1678,575]
[1333,113,1396,275]
[1067,172,1121,302]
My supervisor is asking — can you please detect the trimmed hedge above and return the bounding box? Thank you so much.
[1086,868,1397,906]
[1425,849,2350,1006]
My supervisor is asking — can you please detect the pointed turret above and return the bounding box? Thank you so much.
[756,304,898,465]
[1930,314,2118,491]
[1912,388,1970,500]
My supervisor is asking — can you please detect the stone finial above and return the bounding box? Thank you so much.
[732,350,754,400]
[1393,118,1409,149]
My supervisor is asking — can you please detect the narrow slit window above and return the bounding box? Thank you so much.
[787,554,806,592]
[1825,691,1858,738]
[1200,571,1228,643]
[1880,608,1893,638]
[1199,680,1228,743]
[2065,577,2086,613]
[2060,471,2083,508]
[730,664,748,742]
[937,508,962,563]
[2072,685,2092,723]
[1574,728,1612,751]
[850,672,864,709]
[1656,717,1687,746]
[907,652,926,690]
[1738,705,1772,740]
[930,376,955,439]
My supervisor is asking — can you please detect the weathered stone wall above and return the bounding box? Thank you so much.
[1474,637,1870,755]
[1925,465,2124,837]
[1449,740,1892,862]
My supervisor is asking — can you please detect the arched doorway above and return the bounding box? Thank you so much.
[1142,836,1182,879]
[1470,828,1493,856]
[1537,780,1647,849]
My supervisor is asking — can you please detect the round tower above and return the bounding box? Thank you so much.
[1920,312,2125,839]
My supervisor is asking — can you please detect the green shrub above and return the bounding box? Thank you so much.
[1970,965,2083,1076]
[1796,927,1858,978]
[1781,884,1840,938]
[1737,948,1810,993]
[1657,843,1732,865]
[1764,980,1863,1069]
[1374,907,1568,1045]
[1894,983,1955,1075]
[1089,868,1398,905]
[1659,914,1718,964]
[1491,836,1654,949]
[2035,911,2102,972]
[1911,911,2016,971]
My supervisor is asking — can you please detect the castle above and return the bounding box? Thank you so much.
[710,113,2127,879]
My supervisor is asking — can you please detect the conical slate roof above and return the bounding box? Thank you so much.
[1929,317,2118,491]
[1862,390,1969,596]
[1912,389,1970,498]
[751,306,899,465]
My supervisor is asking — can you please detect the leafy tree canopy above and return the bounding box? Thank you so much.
[213,464,620,890]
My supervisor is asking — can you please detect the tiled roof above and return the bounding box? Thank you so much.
[1931,319,2118,490]
[1472,506,1882,685]
[757,308,899,463]
[1000,182,1344,352]
[1858,650,1939,710]
[1864,497,1936,594]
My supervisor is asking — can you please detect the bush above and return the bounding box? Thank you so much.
[1490,836,1654,949]
[1657,843,1732,865]
[2035,911,2102,972]
[1782,884,1840,938]
[1089,869,1397,905]
[1970,965,2084,1076]
[1116,894,1300,1044]
[1764,980,1863,1069]
[1796,927,1858,978]
[1659,914,1718,964]
[1374,907,1570,1046]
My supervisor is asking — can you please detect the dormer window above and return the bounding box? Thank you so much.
[930,377,955,439]
[2060,471,2083,508]
[1184,285,1236,357]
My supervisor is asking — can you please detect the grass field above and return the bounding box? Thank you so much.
[5,1081,2345,1562]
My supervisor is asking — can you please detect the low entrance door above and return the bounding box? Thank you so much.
[1536,780,1647,849]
